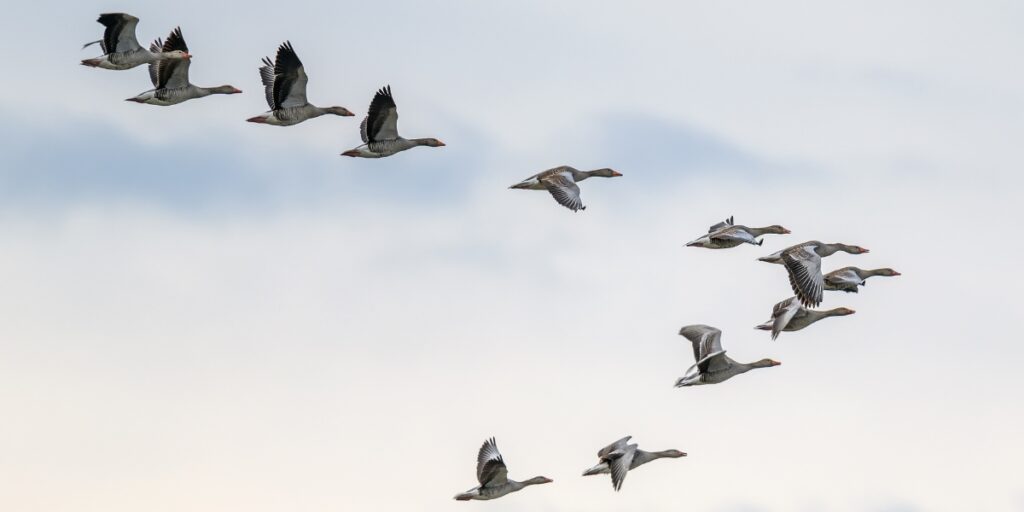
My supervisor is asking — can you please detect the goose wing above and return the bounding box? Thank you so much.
[97,13,141,53]
[710,226,758,245]
[542,173,585,212]
[770,296,802,340]
[360,85,399,143]
[607,444,636,491]
[270,41,308,109]
[476,437,508,488]
[154,28,190,89]
[824,267,861,286]
[147,38,162,86]
[678,325,730,374]
[597,436,632,459]
[708,216,734,233]
[783,245,824,307]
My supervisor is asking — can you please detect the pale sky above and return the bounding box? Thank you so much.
[1,1,1022,511]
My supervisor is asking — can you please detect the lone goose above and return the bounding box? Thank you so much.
[582,436,686,491]
[126,28,242,106]
[454,437,552,501]
[81,13,190,70]
[509,166,622,212]
[758,241,869,307]
[756,296,855,340]
[824,267,901,293]
[676,325,780,387]
[246,41,354,125]
[686,215,790,248]
[341,85,444,158]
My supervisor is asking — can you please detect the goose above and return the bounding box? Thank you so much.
[509,166,622,212]
[125,28,242,106]
[824,267,901,293]
[756,296,855,340]
[685,215,790,248]
[81,13,190,70]
[341,86,444,158]
[676,325,780,387]
[758,241,869,308]
[582,436,686,491]
[454,437,552,501]
[246,41,354,125]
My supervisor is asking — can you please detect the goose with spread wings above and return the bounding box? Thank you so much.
[81,13,190,70]
[126,28,242,106]
[685,215,791,249]
[756,296,855,340]
[509,165,622,212]
[454,437,552,501]
[341,86,444,158]
[675,325,780,387]
[758,241,869,308]
[582,436,686,491]
[247,41,354,125]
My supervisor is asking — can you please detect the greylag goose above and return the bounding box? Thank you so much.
[756,296,855,340]
[246,41,354,125]
[454,438,552,501]
[675,325,780,387]
[758,241,869,307]
[685,216,790,248]
[341,86,444,158]
[81,13,190,70]
[824,267,901,293]
[126,28,242,106]
[581,436,686,491]
[509,166,622,212]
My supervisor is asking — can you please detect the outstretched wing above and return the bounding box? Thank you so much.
[607,444,636,491]
[770,296,802,340]
[476,437,508,488]
[154,28,190,89]
[708,216,734,233]
[97,13,141,53]
[783,245,824,307]
[259,57,276,108]
[361,85,399,143]
[597,436,632,459]
[678,324,730,374]
[542,173,585,211]
[271,41,308,109]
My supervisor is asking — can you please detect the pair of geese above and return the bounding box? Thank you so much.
[454,436,686,500]
[80,13,443,158]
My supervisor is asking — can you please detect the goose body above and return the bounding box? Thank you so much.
[758,241,869,307]
[341,86,444,158]
[81,13,190,70]
[246,41,354,126]
[675,325,780,387]
[686,216,790,249]
[581,436,686,491]
[756,296,855,339]
[454,438,552,501]
[509,165,622,212]
[824,266,901,293]
[126,28,242,106]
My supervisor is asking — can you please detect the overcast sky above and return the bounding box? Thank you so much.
[1,1,1022,511]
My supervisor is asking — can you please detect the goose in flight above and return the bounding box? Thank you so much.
[756,296,855,340]
[758,241,869,307]
[454,437,552,501]
[824,266,901,293]
[685,215,790,249]
[247,41,354,125]
[509,166,622,212]
[81,13,190,70]
[676,325,780,387]
[341,86,444,158]
[126,28,242,105]
[582,436,686,491]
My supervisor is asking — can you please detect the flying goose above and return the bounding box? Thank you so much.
[756,296,855,340]
[582,436,686,491]
[454,437,552,501]
[509,166,622,212]
[126,28,242,105]
[824,267,901,293]
[246,41,354,125]
[685,216,790,248]
[758,241,869,307]
[341,86,444,158]
[81,13,190,70]
[675,325,780,387]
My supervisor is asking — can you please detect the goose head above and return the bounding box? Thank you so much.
[763,225,791,234]
[525,476,554,485]
[831,307,856,316]
[326,106,355,117]
[876,268,901,276]
[660,449,687,458]
[164,50,191,60]
[752,358,782,368]
[415,138,446,147]
[589,168,623,178]
[211,85,242,95]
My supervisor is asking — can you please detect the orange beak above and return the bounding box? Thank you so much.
[611,171,623,177]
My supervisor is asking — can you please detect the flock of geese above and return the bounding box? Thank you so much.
[80,12,902,502]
